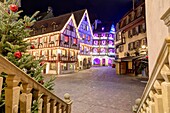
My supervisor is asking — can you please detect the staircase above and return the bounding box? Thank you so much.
[0,55,72,113]
[133,8,170,113]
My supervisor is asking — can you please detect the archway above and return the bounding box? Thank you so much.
[83,58,87,69]
[93,58,100,65]
[102,58,105,66]
[108,59,112,66]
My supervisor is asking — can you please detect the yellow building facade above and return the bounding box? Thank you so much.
[115,1,147,75]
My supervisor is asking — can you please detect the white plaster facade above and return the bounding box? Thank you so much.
[145,0,170,76]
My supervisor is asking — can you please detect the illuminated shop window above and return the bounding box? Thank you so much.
[50,63,56,70]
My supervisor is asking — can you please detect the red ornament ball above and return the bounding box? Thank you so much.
[14,51,22,59]
[9,4,18,12]
[40,61,45,66]
[31,45,35,49]
[146,56,148,59]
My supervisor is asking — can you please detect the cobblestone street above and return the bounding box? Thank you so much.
[45,67,146,113]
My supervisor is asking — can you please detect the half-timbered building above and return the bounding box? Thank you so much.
[73,9,93,70]
[25,13,79,75]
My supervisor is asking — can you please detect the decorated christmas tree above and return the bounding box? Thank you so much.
[0,0,55,112]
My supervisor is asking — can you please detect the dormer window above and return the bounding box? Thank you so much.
[41,27,46,33]
[52,22,58,31]
[32,28,37,35]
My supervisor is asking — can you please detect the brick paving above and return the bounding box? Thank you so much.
[45,67,146,113]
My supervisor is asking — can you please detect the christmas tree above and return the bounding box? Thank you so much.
[0,0,55,112]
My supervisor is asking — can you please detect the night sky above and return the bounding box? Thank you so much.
[21,0,133,25]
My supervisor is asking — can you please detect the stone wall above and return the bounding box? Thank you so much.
[145,0,170,76]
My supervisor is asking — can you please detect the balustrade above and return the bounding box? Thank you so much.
[0,55,72,113]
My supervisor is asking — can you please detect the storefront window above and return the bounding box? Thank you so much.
[69,64,74,70]
[50,63,56,70]
[62,63,68,71]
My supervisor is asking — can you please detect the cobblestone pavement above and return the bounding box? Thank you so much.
[45,67,146,113]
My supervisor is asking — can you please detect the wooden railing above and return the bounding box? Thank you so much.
[132,8,170,113]
[0,55,72,113]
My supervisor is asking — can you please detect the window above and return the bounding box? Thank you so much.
[52,22,58,31]
[41,27,46,33]
[142,23,146,32]
[142,38,147,45]
[109,49,114,53]
[66,30,71,36]
[72,32,75,37]
[126,16,129,24]
[122,37,126,43]
[101,40,106,45]
[109,40,113,45]
[136,7,142,17]
[132,28,136,35]
[136,26,139,35]
[101,48,106,53]
[50,63,56,70]
[88,36,91,41]
[131,11,135,21]
[82,34,86,40]
[119,45,124,52]
[43,36,47,43]
[73,38,77,44]
[128,43,134,51]
[134,41,140,49]
[93,48,96,53]
[93,40,98,45]
[32,28,37,35]
[70,26,74,31]
[83,24,88,31]
[128,30,133,38]
[64,36,69,42]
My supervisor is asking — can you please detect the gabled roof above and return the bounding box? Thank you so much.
[73,9,86,26]
[31,13,72,35]
[33,13,72,31]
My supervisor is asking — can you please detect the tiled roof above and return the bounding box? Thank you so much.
[30,13,72,36]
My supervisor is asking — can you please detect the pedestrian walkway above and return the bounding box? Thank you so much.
[45,67,146,113]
